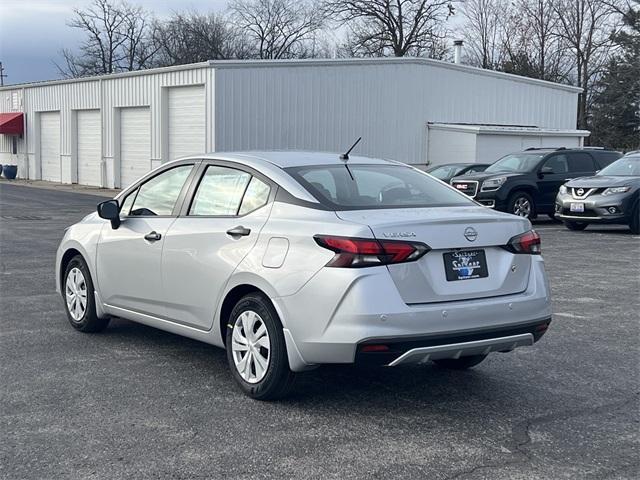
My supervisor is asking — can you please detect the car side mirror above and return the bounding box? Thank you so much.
[97,199,121,229]
[539,166,554,177]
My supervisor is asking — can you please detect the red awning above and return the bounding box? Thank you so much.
[0,112,24,135]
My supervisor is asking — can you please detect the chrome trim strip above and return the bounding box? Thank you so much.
[571,187,598,199]
[557,214,603,220]
[387,333,534,366]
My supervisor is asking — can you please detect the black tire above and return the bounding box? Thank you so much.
[62,255,110,333]
[226,293,295,400]
[629,203,639,234]
[564,220,588,231]
[433,354,487,370]
[548,213,562,223]
[507,191,536,219]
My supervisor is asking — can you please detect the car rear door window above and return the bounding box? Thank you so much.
[130,165,193,216]
[568,152,596,172]
[239,177,271,215]
[189,166,251,216]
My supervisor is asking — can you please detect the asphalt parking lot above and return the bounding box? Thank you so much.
[1,182,638,480]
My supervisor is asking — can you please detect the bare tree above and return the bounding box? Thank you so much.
[57,0,155,77]
[553,0,622,129]
[229,0,326,59]
[326,0,454,58]
[497,0,573,82]
[460,0,506,68]
[152,12,255,66]
[120,2,158,71]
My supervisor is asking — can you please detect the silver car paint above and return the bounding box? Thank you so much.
[336,206,532,303]
[56,151,552,372]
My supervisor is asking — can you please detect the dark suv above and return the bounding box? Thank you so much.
[451,148,621,219]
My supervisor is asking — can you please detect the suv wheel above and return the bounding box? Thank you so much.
[63,255,110,332]
[434,354,487,370]
[564,220,588,231]
[226,293,295,400]
[508,192,535,219]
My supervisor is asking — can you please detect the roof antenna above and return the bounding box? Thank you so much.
[340,137,362,161]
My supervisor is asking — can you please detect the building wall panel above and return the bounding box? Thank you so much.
[214,61,580,165]
[0,64,213,185]
[1,58,580,186]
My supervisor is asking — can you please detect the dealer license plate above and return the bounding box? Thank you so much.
[443,250,489,282]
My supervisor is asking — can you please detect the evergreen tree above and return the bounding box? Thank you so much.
[590,1,640,150]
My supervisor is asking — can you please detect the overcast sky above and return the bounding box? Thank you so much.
[0,0,228,85]
[0,0,464,86]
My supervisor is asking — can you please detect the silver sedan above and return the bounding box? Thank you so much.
[56,151,552,399]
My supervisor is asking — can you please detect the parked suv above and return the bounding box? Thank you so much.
[451,148,621,219]
[555,152,640,233]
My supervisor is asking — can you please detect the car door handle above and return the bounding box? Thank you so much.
[226,226,251,237]
[144,231,162,242]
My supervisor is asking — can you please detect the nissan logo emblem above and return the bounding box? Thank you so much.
[576,188,584,196]
[464,227,478,242]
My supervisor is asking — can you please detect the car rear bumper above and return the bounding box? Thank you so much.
[274,256,551,370]
[355,319,549,366]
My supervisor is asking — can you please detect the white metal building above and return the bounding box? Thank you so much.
[0,57,587,188]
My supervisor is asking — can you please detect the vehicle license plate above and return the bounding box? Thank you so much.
[443,250,488,281]
[570,203,585,213]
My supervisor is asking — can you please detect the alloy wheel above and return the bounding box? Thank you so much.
[65,267,88,321]
[513,197,531,218]
[231,310,271,383]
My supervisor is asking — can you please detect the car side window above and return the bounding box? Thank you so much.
[568,152,596,172]
[189,166,251,216]
[130,165,193,216]
[119,189,137,216]
[543,154,569,174]
[239,177,271,215]
[596,152,621,168]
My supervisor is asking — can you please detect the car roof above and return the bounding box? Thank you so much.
[197,150,401,168]
[519,148,617,155]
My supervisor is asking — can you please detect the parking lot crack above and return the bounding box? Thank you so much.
[509,393,639,455]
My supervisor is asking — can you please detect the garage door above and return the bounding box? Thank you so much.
[40,112,60,182]
[120,107,151,188]
[168,85,205,161]
[77,110,101,186]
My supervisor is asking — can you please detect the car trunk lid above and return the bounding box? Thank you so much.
[336,206,533,304]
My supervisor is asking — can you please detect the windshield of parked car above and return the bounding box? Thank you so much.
[598,156,640,176]
[485,153,545,173]
[286,164,475,209]
[428,164,466,179]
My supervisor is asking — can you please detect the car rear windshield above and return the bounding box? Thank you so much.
[485,153,545,173]
[598,156,640,176]
[285,164,475,209]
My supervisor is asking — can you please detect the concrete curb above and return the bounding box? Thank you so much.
[0,178,120,198]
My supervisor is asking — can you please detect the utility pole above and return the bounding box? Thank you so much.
[0,62,6,86]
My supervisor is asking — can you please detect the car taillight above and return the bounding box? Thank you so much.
[314,235,430,268]
[504,230,541,255]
